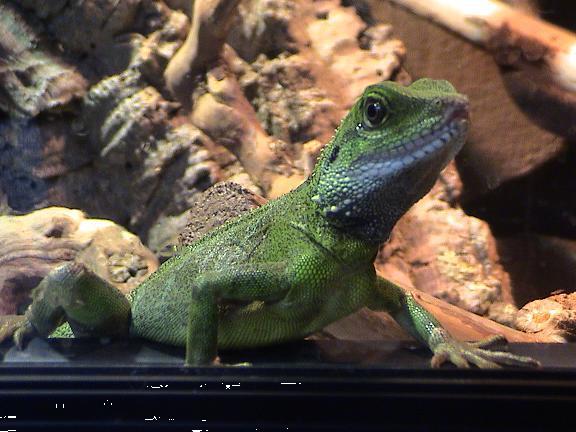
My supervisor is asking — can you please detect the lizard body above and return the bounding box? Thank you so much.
[2,79,538,368]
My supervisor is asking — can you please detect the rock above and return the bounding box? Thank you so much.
[0,207,158,315]
[164,0,242,103]
[196,0,406,197]
[487,301,519,328]
[303,1,405,108]
[66,65,222,237]
[17,0,68,18]
[307,11,405,105]
[191,52,294,194]
[22,0,144,54]
[0,3,224,244]
[551,292,576,310]
[1,0,406,235]
[516,296,576,341]
[228,0,297,61]
[377,164,514,318]
[0,3,87,118]
[248,54,338,145]
[231,0,406,142]
[0,118,92,212]
[179,182,265,247]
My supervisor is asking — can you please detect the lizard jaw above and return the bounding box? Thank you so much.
[356,109,469,182]
[382,97,470,170]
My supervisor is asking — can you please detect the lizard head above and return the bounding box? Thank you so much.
[310,78,469,242]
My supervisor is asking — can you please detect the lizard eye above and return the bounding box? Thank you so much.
[363,98,388,128]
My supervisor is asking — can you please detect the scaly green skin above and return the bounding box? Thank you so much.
[3,79,539,368]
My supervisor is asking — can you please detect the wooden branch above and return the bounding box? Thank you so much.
[388,0,576,92]
[163,0,241,106]
[406,286,554,342]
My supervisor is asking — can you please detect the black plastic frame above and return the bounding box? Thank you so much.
[1,339,575,431]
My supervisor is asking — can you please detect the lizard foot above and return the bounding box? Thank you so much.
[0,315,26,344]
[431,333,541,369]
[0,315,37,350]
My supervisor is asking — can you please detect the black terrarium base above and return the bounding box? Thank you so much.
[0,339,575,431]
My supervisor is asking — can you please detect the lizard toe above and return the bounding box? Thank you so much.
[431,345,469,368]
[13,321,38,350]
[462,350,501,369]
[474,348,541,368]
[469,335,507,350]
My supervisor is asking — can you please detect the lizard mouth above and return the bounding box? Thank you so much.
[446,103,469,124]
[351,100,469,181]
[386,101,469,167]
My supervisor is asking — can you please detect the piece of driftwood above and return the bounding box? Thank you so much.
[0,207,158,315]
[388,0,576,93]
[322,290,552,343]
[403,286,550,342]
[0,3,87,118]
[164,0,242,105]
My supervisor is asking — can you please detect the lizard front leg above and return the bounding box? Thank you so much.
[185,263,290,366]
[367,277,540,368]
[0,262,131,348]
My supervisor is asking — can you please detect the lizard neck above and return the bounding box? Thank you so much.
[289,177,383,262]
[269,180,378,266]
[305,168,399,245]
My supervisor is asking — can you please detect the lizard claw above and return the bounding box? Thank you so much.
[431,335,541,369]
[13,321,38,350]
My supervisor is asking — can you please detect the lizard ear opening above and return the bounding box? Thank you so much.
[327,144,340,163]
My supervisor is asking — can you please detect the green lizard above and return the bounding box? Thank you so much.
[0,79,538,368]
